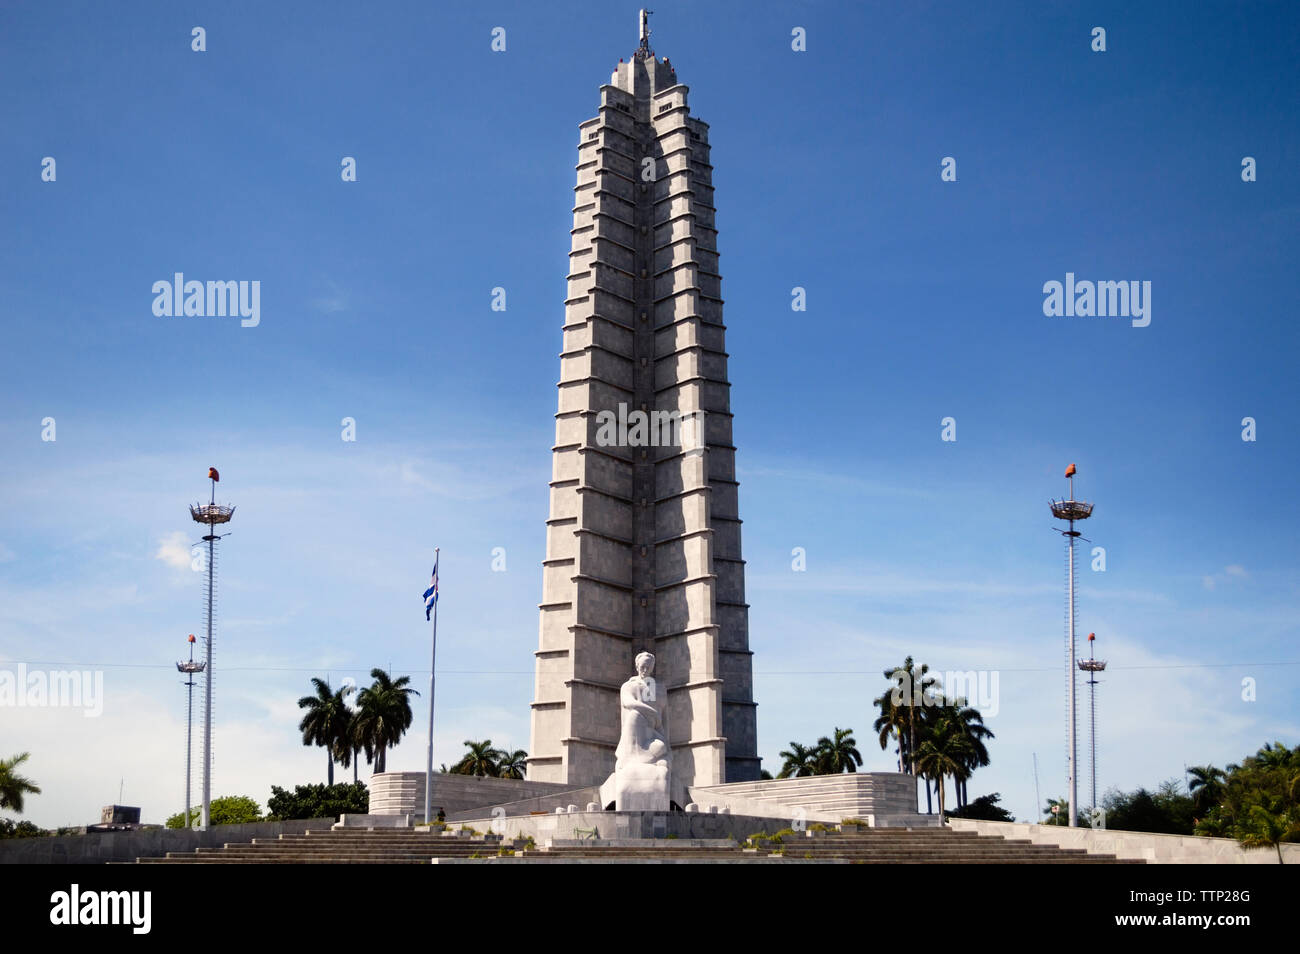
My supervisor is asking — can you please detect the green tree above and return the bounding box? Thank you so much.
[336,729,362,785]
[1253,741,1293,770]
[336,703,363,784]
[872,688,908,773]
[453,739,504,777]
[0,818,48,839]
[0,753,40,814]
[1043,796,1071,826]
[266,782,369,820]
[946,792,1014,822]
[777,741,820,778]
[814,727,863,774]
[497,749,528,780]
[948,703,993,811]
[1193,741,1300,859]
[166,795,263,828]
[1100,780,1196,834]
[351,668,419,774]
[913,713,970,818]
[1234,803,1298,864]
[871,657,938,777]
[297,678,355,785]
[1187,765,1227,815]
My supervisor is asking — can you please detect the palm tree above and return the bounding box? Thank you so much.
[915,707,967,811]
[872,657,938,778]
[872,687,908,772]
[1187,765,1227,814]
[1254,741,1293,770]
[948,703,993,811]
[1044,796,1071,826]
[777,742,820,778]
[1234,803,1299,864]
[913,714,969,819]
[351,668,419,774]
[335,716,364,785]
[497,749,528,780]
[0,753,41,813]
[454,739,503,777]
[815,727,863,774]
[297,678,355,785]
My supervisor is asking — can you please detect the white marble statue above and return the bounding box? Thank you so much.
[600,652,672,810]
[616,652,671,769]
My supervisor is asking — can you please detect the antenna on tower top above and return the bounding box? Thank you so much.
[637,9,654,57]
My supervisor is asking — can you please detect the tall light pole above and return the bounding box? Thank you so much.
[1078,632,1108,813]
[190,467,234,831]
[176,634,205,828]
[1050,463,1093,828]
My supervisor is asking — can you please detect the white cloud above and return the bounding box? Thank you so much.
[1203,565,1249,590]
[154,531,193,570]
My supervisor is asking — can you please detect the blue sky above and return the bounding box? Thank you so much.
[2,1,1297,827]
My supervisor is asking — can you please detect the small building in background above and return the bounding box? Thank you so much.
[87,805,145,832]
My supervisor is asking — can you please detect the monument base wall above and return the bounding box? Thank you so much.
[444,772,934,828]
[690,772,922,823]
[368,772,575,818]
[445,785,602,822]
[449,809,817,843]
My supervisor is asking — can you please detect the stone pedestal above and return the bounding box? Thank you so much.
[599,761,670,812]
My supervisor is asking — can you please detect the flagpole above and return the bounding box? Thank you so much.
[424,548,438,826]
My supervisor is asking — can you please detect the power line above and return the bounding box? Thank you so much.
[5,659,1299,674]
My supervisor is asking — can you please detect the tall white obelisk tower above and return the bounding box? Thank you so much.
[528,12,759,793]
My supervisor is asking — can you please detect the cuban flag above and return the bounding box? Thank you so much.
[422,559,439,620]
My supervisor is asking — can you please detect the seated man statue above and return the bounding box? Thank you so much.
[617,651,671,768]
[600,652,672,811]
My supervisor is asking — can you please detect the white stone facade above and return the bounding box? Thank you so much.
[528,43,758,793]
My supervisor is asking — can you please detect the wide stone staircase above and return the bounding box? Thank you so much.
[751,828,1142,864]
[135,829,487,864]
[133,825,1141,864]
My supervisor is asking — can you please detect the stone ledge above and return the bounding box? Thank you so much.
[946,818,1300,864]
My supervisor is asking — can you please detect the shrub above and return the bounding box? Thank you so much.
[165,795,262,828]
[1102,781,1195,835]
[946,792,1015,822]
[265,782,368,821]
[0,818,48,839]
